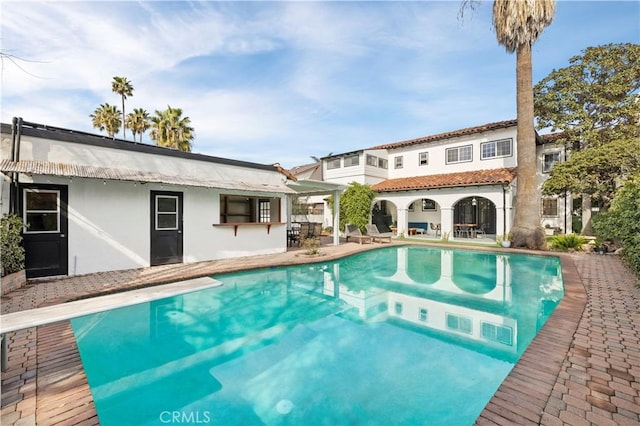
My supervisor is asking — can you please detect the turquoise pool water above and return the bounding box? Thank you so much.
[71,246,564,426]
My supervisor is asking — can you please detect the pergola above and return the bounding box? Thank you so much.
[286,179,346,245]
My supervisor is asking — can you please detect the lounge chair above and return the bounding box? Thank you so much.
[365,224,393,243]
[345,224,372,245]
[430,223,441,237]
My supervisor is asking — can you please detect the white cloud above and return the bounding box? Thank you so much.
[2,0,638,169]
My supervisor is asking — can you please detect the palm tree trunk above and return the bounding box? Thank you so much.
[512,42,545,248]
[121,97,126,140]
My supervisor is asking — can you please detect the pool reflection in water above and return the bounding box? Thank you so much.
[71,246,564,426]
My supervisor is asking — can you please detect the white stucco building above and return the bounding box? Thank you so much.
[1,119,299,278]
[304,119,571,240]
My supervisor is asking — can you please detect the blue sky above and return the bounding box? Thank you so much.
[2,1,638,168]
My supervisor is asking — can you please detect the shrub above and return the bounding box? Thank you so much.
[548,233,588,251]
[593,177,640,277]
[1,214,25,276]
[302,237,320,255]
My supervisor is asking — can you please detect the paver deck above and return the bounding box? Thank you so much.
[1,241,639,425]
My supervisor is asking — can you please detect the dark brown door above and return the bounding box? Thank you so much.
[20,184,68,278]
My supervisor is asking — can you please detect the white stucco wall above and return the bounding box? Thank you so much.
[387,127,518,179]
[19,175,287,276]
[2,129,291,276]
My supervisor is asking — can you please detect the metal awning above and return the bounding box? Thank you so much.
[287,179,346,195]
[0,160,295,194]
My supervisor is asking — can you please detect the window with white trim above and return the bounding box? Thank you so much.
[394,156,403,169]
[327,158,341,169]
[344,154,359,167]
[418,308,428,322]
[378,158,388,169]
[543,152,561,173]
[542,198,558,216]
[446,145,472,164]
[258,199,271,223]
[366,154,378,166]
[446,313,472,334]
[481,138,512,160]
[419,152,428,166]
[23,189,60,233]
[156,195,179,230]
[481,321,513,346]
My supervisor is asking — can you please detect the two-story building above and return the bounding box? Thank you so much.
[311,119,570,240]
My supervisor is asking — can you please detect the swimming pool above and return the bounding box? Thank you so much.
[71,246,564,425]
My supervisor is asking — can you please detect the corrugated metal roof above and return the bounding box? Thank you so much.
[371,168,517,192]
[0,160,296,194]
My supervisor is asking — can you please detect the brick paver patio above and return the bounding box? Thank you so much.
[1,242,638,425]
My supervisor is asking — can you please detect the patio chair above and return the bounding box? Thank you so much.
[345,224,372,245]
[299,222,311,240]
[287,227,301,247]
[475,224,486,238]
[365,224,393,243]
[430,223,441,237]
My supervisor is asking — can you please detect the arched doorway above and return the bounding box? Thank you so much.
[371,200,394,233]
[453,196,496,235]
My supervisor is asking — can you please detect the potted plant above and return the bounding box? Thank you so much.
[499,232,512,248]
[544,224,555,236]
[593,237,608,255]
[1,214,27,294]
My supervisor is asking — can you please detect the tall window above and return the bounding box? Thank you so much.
[446,145,472,164]
[378,158,388,169]
[542,198,558,216]
[394,156,403,169]
[344,154,359,167]
[419,152,429,166]
[258,199,271,223]
[543,152,561,173]
[481,138,512,159]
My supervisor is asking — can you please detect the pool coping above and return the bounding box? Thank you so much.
[475,251,587,425]
[0,242,617,425]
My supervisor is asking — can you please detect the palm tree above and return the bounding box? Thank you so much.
[150,106,194,152]
[111,76,134,139]
[492,0,555,249]
[90,103,122,138]
[126,108,151,143]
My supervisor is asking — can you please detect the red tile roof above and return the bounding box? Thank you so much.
[371,168,517,192]
[369,119,518,150]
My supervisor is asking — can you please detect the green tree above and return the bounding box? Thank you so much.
[150,106,194,152]
[111,76,134,139]
[90,103,122,138]
[542,138,640,208]
[327,182,376,233]
[534,43,640,234]
[126,108,151,143]
[462,0,556,249]
[593,177,640,278]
